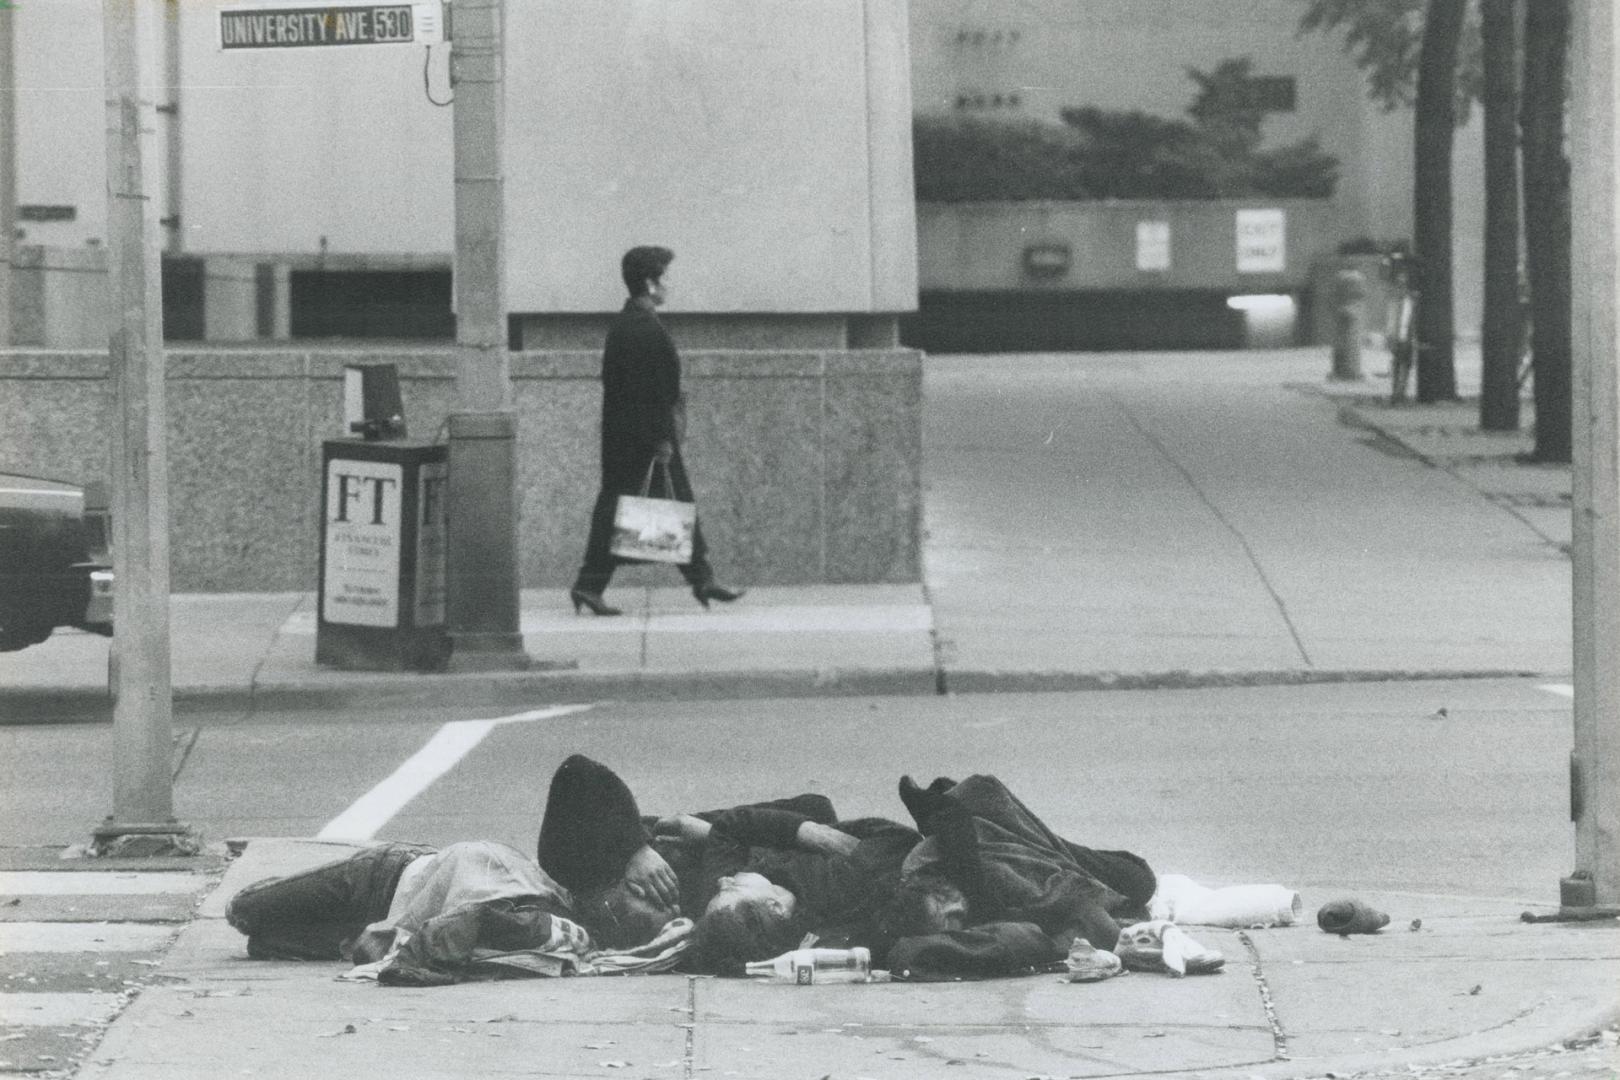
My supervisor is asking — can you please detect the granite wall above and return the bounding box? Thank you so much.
[0,348,923,592]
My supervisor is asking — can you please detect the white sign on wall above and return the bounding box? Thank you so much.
[1235,208,1287,273]
[1135,221,1172,272]
[414,461,448,627]
[322,458,403,627]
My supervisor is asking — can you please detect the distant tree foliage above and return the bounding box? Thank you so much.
[1295,0,1483,118]
[914,58,1339,201]
[911,115,1092,201]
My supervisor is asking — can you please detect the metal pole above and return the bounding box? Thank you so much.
[446,0,527,670]
[96,0,191,853]
[0,0,16,348]
[1566,0,1620,912]
[160,0,181,254]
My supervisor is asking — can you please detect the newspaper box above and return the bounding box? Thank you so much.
[316,438,449,671]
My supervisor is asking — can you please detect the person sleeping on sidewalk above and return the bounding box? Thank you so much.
[539,758,1163,981]
[222,838,692,986]
[875,773,1159,981]
[536,754,923,975]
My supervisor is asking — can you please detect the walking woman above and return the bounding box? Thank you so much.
[569,245,744,615]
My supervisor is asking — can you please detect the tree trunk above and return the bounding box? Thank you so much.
[1479,0,1522,431]
[1521,0,1572,463]
[1414,0,1466,403]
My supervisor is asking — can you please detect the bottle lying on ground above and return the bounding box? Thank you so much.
[744,946,872,984]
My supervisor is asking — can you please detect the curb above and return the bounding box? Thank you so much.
[0,666,1566,723]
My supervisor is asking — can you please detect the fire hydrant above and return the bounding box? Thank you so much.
[1330,268,1367,381]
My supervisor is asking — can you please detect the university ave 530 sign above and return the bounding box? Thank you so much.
[218,3,444,50]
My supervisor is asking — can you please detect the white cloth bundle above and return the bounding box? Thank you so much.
[1149,874,1302,928]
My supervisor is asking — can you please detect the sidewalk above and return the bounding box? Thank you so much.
[0,345,1574,718]
[62,838,1620,1080]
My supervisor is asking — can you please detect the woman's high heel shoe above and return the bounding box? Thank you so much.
[570,588,622,617]
[692,582,746,610]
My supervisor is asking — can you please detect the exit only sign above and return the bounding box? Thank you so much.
[218,3,444,50]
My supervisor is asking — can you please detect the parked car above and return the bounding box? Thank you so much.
[0,472,113,651]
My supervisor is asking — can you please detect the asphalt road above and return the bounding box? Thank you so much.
[0,678,1576,905]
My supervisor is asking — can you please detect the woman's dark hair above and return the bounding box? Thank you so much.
[688,896,808,975]
[621,245,675,296]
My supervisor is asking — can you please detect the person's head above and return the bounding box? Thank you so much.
[882,875,970,938]
[578,878,679,950]
[621,245,675,304]
[690,872,806,974]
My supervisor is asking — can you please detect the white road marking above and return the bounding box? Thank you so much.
[0,922,177,954]
[316,704,594,842]
[1539,683,1574,698]
[0,872,210,897]
[0,991,124,1027]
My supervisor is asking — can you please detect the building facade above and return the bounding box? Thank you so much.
[10,1,1485,350]
[905,0,1486,349]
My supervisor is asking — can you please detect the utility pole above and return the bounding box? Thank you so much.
[446,0,528,670]
[94,0,192,856]
[1565,0,1620,914]
[0,0,16,348]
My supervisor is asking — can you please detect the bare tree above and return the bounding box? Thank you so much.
[1520,0,1571,462]
[1478,0,1521,430]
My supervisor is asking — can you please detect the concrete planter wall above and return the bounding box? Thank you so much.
[0,348,922,592]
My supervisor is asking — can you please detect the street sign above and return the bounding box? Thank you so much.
[218,3,443,50]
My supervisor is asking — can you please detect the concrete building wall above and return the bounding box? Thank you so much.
[0,348,922,591]
[505,0,917,317]
[154,0,919,322]
[11,247,109,349]
[917,200,1341,293]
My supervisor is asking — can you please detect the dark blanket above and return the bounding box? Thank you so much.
[888,921,1067,982]
[898,774,1155,955]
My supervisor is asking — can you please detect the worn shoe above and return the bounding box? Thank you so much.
[1116,920,1225,977]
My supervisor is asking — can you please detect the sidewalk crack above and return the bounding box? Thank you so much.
[683,974,697,1079]
[1238,929,1290,1062]
[1112,392,1315,667]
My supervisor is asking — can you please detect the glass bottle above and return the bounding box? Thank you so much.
[744,946,872,984]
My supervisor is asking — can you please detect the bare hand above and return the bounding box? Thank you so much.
[622,844,680,908]
[653,813,711,845]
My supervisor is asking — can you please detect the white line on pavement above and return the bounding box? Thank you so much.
[0,991,125,1027]
[1539,683,1574,698]
[316,704,594,842]
[0,872,210,897]
[0,922,178,954]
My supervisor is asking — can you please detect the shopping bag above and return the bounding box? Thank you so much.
[611,460,696,564]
